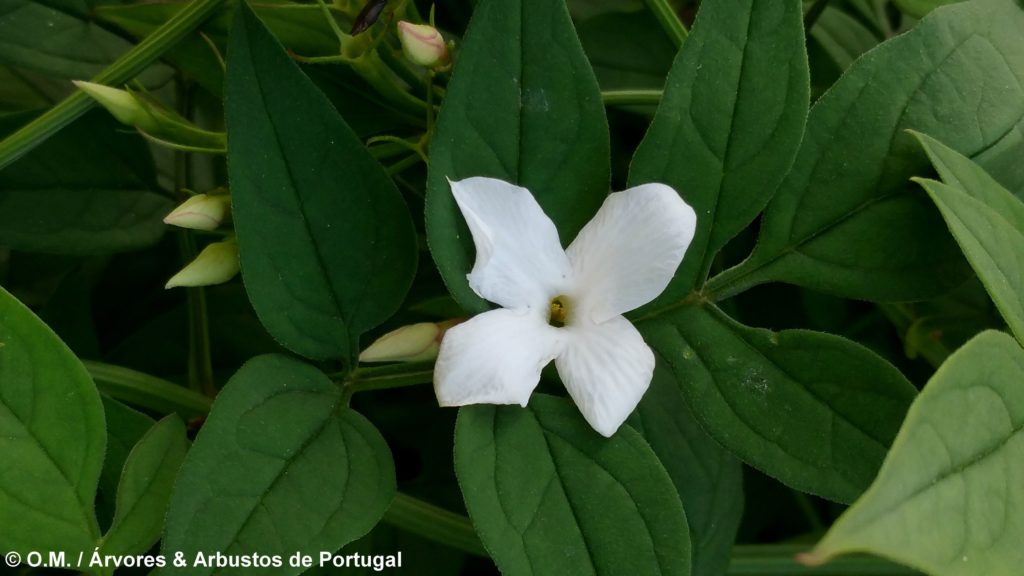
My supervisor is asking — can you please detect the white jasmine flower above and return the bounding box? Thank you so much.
[434,177,697,437]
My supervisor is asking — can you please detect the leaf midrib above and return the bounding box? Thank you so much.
[0,388,97,537]
[839,383,1023,542]
[244,29,351,348]
[207,390,342,565]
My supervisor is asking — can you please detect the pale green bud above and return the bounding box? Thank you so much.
[72,81,159,132]
[75,80,226,153]
[397,21,449,68]
[165,239,240,289]
[164,193,232,231]
[359,320,458,363]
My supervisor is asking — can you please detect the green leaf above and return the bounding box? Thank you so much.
[630,364,743,576]
[381,492,485,557]
[809,7,880,72]
[336,521,467,576]
[892,0,960,19]
[226,2,417,362]
[0,66,65,111]
[96,396,155,530]
[639,304,916,503]
[627,0,809,300]
[804,330,1024,575]
[0,111,171,254]
[0,284,105,557]
[710,0,1024,302]
[455,394,691,576]
[426,0,610,313]
[305,65,424,138]
[87,361,213,419]
[161,354,395,575]
[0,0,224,170]
[577,10,674,91]
[101,415,188,558]
[912,131,1024,347]
[96,1,359,96]
[0,0,172,83]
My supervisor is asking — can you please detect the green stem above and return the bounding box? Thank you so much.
[877,303,950,368]
[368,140,414,162]
[874,0,894,38]
[175,79,216,397]
[643,0,688,49]
[804,0,832,30]
[84,360,213,417]
[315,0,348,47]
[343,362,435,393]
[705,254,775,302]
[425,70,436,138]
[186,283,216,395]
[367,134,427,162]
[378,42,428,90]
[791,490,825,532]
[386,153,423,176]
[176,227,216,396]
[601,89,663,107]
[727,545,918,575]
[382,493,486,556]
[0,0,225,170]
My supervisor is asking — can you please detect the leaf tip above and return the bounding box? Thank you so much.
[795,549,829,567]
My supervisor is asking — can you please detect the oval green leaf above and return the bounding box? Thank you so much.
[426,0,611,313]
[96,396,156,530]
[640,304,916,503]
[0,111,171,255]
[711,0,1024,302]
[161,354,395,576]
[455,394,691,576]
[226,2,417,362]
[101,415,188,558]
[0,284,105,557]
[626,362,741,573]
[630,364,743,576]
[805,330,1024,575]
[628,0,809,299]
[913,132,1024,347]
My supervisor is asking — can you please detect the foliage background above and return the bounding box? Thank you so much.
[0,0,1021,574]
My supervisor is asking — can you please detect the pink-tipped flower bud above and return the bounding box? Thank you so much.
[163,193,232,231]
[359,320,459,363]
[397,21,449,68]
[165,239,240,289]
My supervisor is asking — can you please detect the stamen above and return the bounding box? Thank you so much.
[548,295,570,327]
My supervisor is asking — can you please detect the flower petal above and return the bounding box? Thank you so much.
[451,177,572,310]
[566,183,696,323]
[435,308,562,407]
[555,316,655,437]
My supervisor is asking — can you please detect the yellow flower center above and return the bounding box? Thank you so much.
[548,295,571,328]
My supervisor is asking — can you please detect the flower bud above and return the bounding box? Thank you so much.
[164,193,232,231]
[359,320,459,363]
[74,80,226,153]
[72,81,159,132]
[397,21,449,67]
[165,239,240,289]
